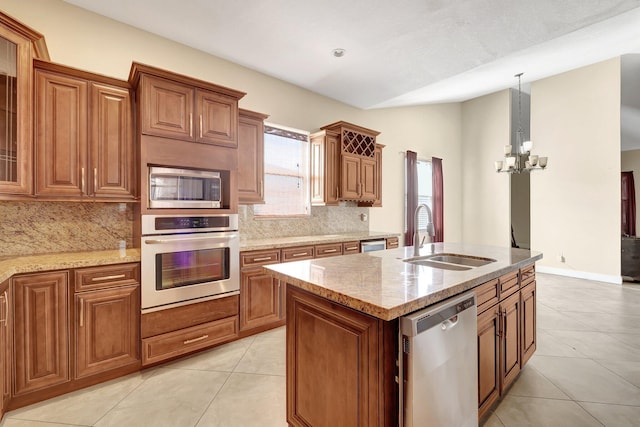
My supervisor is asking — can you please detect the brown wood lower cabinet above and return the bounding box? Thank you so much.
[141,295,238,366]
[286,286,397,427]
[240,268,282,331]
[476,264,536,419]
[75,285,140,378]
[0,280,10,421]
[12,271,70,396]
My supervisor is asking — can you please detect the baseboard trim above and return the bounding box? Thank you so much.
[536,266,622,285]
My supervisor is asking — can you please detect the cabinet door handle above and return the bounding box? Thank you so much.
[81,167,85,194]
[1,291,7,325]
[495,309,501,338]
[199,114,203,138]
[79,299,84,327]
[91,274,126,282]
[189,113,193,137]
[260,179,264,197]
[93,167,98,194]
[184,334,209,345]
[252,256,273,262]
[336,186,339,198]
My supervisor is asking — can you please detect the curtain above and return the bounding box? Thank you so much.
[405,151,418,246]
[432,157,444,242]
[622,171,636,237]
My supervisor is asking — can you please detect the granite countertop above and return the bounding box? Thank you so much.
[0,249,141,283]
[240,231,399,251]
[265,242,543,321]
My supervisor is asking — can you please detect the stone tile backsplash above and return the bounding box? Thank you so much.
[0,201,134,257]
[239,203,369,240]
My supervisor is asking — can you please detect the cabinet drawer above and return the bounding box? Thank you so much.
[75,263,140,292]
[141,294,238,338]
[241,250,280,268]
[499,270,519,300]
[142,316,238,366]
[475,278,499,315]
[342,241,360,254]
[520,264,535,287]
[386,237,399,249]
[315,243,343,258]
[282,245,314,262]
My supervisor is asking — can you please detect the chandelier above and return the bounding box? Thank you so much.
[495,73,547,173]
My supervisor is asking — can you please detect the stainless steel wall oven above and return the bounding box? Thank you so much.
[141,214,239,312]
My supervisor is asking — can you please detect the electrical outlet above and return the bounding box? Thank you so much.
[360,213,368,222]
[558,254,565,263]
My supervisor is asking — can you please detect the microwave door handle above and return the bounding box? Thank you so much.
[144,234,238,245]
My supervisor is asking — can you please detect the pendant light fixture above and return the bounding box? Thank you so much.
[495,73,547,173]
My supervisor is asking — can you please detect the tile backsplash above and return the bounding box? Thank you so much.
[0,201,134,257]
[239,203,369,240]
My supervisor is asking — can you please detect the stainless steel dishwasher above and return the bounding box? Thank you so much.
[400,292,478,427]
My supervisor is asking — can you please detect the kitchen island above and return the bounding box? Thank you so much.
[265,242,542,427]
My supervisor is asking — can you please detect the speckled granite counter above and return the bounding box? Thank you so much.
[265,242,542,320]
[0,249,141,283]
[240,231,399,251]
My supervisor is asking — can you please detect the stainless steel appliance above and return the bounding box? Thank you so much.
[360,239,387,252]
[148,166,222,209]
[141,214,239,312]
[400,292,478,427]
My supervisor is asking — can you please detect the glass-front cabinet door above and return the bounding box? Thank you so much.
[0,12,48,196]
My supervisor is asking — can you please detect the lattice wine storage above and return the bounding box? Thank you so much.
[321,121,380,158]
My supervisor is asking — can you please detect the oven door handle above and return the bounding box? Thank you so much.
[144,234,238,245]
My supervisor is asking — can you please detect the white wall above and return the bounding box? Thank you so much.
[530,58,621,281]
[2,0,463,243]
[461,90,511,247]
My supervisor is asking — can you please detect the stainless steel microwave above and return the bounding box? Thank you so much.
[148,167,222,209]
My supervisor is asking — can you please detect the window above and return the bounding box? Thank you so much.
[405,158,433,231]
[253,123,310,217]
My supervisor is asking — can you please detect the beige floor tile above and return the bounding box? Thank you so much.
[494,396,603,427]
[0,420,84,427]
[545,330,640,362]
[163,335,254,372]
[562,311,640,335]
[580,402,640,427]
[610,332,640,350]
[597,359,640,388]
[505,364,570,400]
[481,412,505,427]
[535,329,587,358]
[530,356,640,405]
[4,370,154,425]
[234,331,286,376]
[94,368,229,427]
[196,372,286,427]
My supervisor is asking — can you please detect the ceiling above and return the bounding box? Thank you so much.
[63,0,640,109]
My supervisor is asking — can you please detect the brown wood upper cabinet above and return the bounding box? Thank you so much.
[238,109,269,204]
[0,12,48,197]
[34,60,135,201]
[311,121,383,206]
[134,64,245,148]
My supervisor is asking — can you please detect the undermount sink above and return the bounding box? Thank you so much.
[403,253,497,270]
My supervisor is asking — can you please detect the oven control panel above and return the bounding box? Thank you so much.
[142,214,239,235]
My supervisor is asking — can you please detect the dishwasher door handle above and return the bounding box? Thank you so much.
[441,314,459,331]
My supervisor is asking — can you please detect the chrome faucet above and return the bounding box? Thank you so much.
[413,203,435,256]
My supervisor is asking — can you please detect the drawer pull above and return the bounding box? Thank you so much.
[184,334,209,345]
[322,249,338,253]
[91,274,126,282]
[252,256,273,262]
[292,252,309,257]
[345,246,358,251]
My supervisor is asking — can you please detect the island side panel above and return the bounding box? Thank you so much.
[286,285,398,427]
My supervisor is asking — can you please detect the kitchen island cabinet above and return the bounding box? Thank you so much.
[265,243,541,426]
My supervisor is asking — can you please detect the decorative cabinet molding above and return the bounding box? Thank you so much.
[34,60,136,201]
[238,109,269,204]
